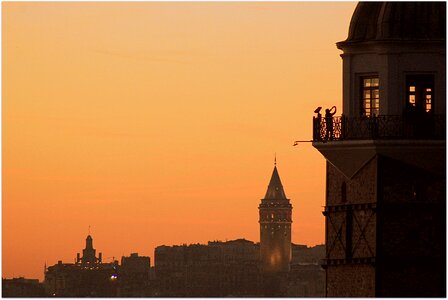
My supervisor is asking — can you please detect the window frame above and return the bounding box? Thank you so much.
[360,76,380,117]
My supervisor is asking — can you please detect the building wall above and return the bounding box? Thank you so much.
[342,45,446,116]
[326,264,375,297]
[377,155,445,297]
[259,197,292,274]
[324,157,377,297]
[260,221,292,273]
[324,153,446,297]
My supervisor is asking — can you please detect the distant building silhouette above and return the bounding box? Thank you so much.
[287,244,325,297]
[313,2,446,297]
[2,277,46,297]
[78,235,101,266]
[9,166,324,297]
[291,243,325,265]
[259,162,293,296]
[118,253,151,297]
[154,239,324,297]
[154,239,261,297]
[44,235,119,297]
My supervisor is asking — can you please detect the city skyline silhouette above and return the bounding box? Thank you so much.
[3,2,357,281]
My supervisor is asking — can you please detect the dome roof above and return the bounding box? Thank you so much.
[338,2,446,46]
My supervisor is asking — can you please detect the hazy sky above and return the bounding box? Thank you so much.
[3,1,357,280]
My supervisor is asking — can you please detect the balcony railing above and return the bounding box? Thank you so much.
[313,114,446,142]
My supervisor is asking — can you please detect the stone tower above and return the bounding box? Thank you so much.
[259,162,292,274]
[313,2,445,297]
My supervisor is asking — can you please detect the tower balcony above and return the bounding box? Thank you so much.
[312,114,446,142]
[312,114,446,178]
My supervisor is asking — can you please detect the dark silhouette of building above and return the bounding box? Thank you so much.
[118,253,151,297]
[291,243,325,265]
[154,239,261,297]
[2,277,46,297]
[259,161,293,296]
[151,239,325,297]
[78,235,102,266]
[44,235,119,297]
[312,2,446,297]
[287,264,325,297]
[287,244,325,297]
[153,239,324,297]
[7,167,324,298]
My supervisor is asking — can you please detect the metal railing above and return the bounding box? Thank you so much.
[313,114,446,142]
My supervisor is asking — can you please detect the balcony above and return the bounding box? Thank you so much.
[313,114,446,142]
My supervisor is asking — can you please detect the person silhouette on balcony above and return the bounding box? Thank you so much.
[314,107,323,141]
[325,106,337,141]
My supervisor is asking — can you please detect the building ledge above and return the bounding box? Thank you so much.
[321,257,376,269]
[313,139,445,178]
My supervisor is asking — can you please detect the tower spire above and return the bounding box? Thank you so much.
[274,153,277,166]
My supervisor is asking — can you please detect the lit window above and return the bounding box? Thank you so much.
[426,94,432,112]
[406,75,434,113]
[409,94,416,106]
[361,77,380,116]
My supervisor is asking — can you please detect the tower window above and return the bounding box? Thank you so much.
[361,77,379,116]
[406,75,434,113]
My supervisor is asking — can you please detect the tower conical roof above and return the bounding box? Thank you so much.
[264,166,288,200]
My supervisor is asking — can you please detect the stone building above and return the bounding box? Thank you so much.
[259,162,293,274]
[154,239,261,297]
[313,2,446,297]
[258,162,293,296]
[44,235,119,297]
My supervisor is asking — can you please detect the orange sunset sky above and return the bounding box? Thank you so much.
[3,2,357,280]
